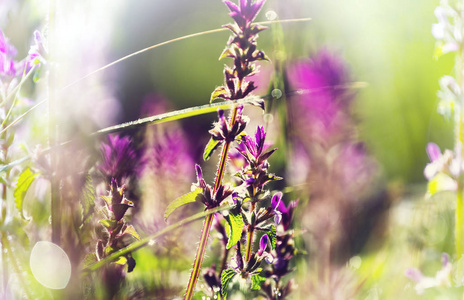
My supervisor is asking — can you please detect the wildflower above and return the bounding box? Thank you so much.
[424,142,458,180]
[209,105,249,143]
[192,164,234,209]
[28,30,47,68]
[271,192,298,231]
[223,0,266,29]
[405,253,452,295]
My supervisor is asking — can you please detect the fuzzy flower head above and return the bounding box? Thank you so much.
[98,134,141,184]
[288,49,354,139]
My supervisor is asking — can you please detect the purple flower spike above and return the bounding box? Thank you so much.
[98,134,140,184]
[224,0,266,29]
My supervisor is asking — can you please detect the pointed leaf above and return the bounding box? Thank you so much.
[219,48,235,61]
[204,138,221,161]
[123,225,140,240]
[221,268,237,299]
[268,225,276,250]
[225,209,245,249]
[114,256,127,265]
[101,196,112,207]
[251,274,266,290]
[99,219,117,229]
[80,175,96,225]
[164,188,203,221]
[83,253,98,269]
[211,86,229,103]
[14,168,39,219]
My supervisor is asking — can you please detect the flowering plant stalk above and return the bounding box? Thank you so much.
[426,0,464,260]
[163,0,270,298]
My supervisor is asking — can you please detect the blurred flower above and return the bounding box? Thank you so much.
[98,134,141,185]
[28,30,47,68]
[424,142,459,180]
[288,49,354,140]
[432,2,461,57]
[405,253,452,295]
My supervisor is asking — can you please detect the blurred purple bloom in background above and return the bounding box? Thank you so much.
[98,134,141,185]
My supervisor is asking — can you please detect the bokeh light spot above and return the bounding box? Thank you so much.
[30,241,71,289]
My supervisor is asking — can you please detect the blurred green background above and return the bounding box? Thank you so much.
[106,0,454,184]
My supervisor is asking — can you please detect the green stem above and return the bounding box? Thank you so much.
[245,202,256,262]
[84,204,231,272]
[184,214,214,300]
[456,34,464,259]
[184,106,238,300]
[457,187,464,259]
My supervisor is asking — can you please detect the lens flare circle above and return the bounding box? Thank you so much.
[30,241,71,289]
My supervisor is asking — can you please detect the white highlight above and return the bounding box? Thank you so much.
[266,10,278,21]
[30,241,71,289]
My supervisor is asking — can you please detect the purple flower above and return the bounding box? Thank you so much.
[405,253,452,295]
[423,142,457,180]
[98,134,141,184]
[288,49,353,138]
[271,192,298,231]
[236,125,276,168]
[257,234,273,264]
[223,0,266,29]
[192,164,234,209]
[27,30,47,68]
[209,105,249,143]
[0,29,19,79]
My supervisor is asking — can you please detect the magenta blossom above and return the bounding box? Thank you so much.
[223,0,266,29]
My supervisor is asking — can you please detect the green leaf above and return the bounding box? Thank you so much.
[225,209,244,249]
[99,219,117,229]
[426,173,457,198]
[14,168,39,219]
[164,188,203,221]
[83,253,98,269]
[219,47,235,60]
[114,256,127,265]
[80,175,96,225]
[221,268,237,299]
[210,86,229,103]
[268,225,276,250]
[251,274,266,290]
[203,138,221,161]
[123,225,140,240]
